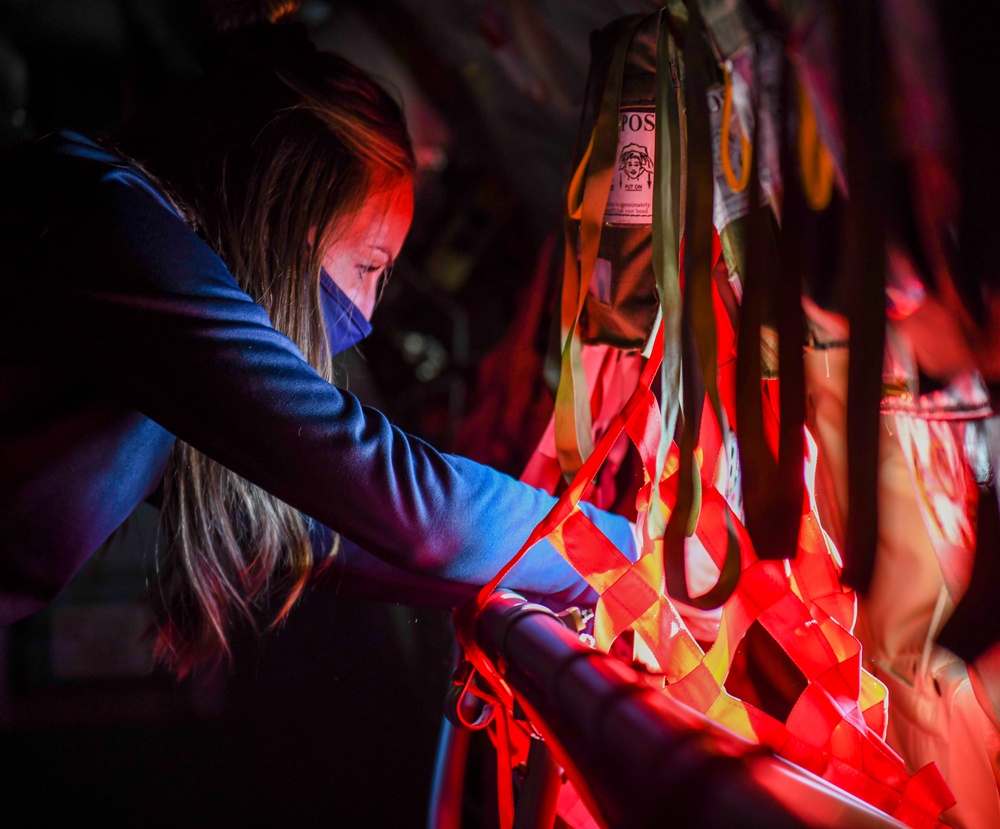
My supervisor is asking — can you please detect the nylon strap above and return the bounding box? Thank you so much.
[838,0,887,592]
[648,8,685,540]
[735,47,775,559]
[556,15,646,477]
[772,57,807,559]
[734,42,807,562]
[663,0,741,608]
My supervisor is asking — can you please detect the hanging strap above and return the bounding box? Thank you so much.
[648,7,685,539]
[734,38,808,563]
[556,15,647,477]
[771,58,808,558]
[721,65,752,193]
[663,0,741,608]
[838,0,887,592]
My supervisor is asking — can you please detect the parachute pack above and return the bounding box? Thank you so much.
[450,2,1000,826]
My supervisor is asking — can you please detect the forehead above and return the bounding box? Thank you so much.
[336,180,413,251]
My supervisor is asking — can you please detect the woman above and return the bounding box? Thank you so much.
[0,13,635,675]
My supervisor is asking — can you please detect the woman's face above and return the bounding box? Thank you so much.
[321,179,414,320]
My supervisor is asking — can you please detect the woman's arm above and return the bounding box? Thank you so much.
[35,164,634,604]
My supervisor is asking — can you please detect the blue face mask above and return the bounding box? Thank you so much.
[320,267,373,355]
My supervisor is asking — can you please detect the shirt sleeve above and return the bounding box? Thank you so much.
[34,168,636,605]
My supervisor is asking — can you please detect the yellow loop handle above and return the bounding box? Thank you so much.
[797,77,835,211]
[720,65,752,193]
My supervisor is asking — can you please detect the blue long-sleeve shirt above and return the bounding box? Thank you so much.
[0,131,635,621]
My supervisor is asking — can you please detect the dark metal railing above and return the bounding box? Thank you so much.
[430,590,908,829]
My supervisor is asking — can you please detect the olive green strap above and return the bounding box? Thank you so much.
[647,7,685,539]
[663,0,742,609]
[556,15,646,477]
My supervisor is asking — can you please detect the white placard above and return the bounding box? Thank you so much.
[604,108,656,226]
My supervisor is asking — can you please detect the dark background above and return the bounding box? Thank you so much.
[0,2,655,825]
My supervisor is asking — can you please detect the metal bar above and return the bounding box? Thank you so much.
[475,590,907,829]
[426,713,470,829]
[512,735,561,829]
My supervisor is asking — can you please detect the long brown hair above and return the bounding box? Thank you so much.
[109,23,415,675]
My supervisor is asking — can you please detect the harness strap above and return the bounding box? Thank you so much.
[556,16,647,476]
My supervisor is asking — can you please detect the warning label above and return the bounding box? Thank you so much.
[604,108,655,226]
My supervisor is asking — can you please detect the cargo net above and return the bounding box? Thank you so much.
[456,316,955,829]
